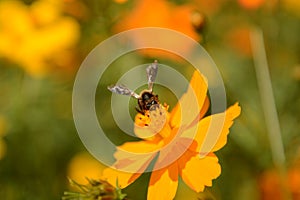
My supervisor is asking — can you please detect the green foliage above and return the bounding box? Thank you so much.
[62,178,127,200]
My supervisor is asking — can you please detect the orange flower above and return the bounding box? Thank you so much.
[225,26,252,57]
[238,0,265,10]
[114,0,200,40]
[193,0,223,16]
[102,70,241,199]
[259,166,300,200]
[113,0,204,60]
[114,0,128,4]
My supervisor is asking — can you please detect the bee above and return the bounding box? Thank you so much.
[108,60,160,115]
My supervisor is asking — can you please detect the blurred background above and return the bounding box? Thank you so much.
[0,0,300,199]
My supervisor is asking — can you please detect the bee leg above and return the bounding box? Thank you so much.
[137,100,145,114]
[135,106,144,114]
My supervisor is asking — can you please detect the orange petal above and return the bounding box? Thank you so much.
[170,70,208,129]
[102,151,156,188]
[116,140,162,155]
[154,129,195,170]
[186,102,241,154]
[179,152,221,192]
[113,140,159,173]
[199,96,210,119]
[148,162,179,200]
[102,167,142,189]
[113,151,157,173]
[102,142,158,188]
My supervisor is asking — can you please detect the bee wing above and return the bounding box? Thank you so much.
[107,84,140,99]
[146,60,158,92]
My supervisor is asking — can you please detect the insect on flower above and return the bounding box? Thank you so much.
[108,60,160,115]
[104,61,241,200]
[108,61,167,133]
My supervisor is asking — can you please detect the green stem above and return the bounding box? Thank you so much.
[250,28,291,200]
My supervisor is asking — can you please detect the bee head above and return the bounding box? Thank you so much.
[141,92,152,101]
[140,91,158,110]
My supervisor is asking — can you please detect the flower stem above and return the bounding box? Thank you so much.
[250,28,291,200]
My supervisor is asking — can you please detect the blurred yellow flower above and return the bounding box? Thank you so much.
[103,70,241,200]
[0,0,80,77]
[67,152,106,185]
[283,0,300,17]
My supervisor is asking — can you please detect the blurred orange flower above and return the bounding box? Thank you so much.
[113,0,204,60]
[238,0,266,10]
[114,0,128,4]
[259,166,300,200]
[193,0,224,16]
[103,70,241,199]
[225,26,252,57]
[0,0,80,77]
